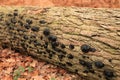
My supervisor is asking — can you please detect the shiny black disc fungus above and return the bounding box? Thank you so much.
[60,44,65,49]
[31,26,39,32]
[69,44,74,50]
[48,35,57,42]
[67,54,74,59]
[26,19,32,24]
[24,24,31,29]
[95,61,104,68]
[104,69,114,77]
[43,28,50,36]
[81,44,91,53]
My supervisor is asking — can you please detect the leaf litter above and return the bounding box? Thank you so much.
[0,49,82,80]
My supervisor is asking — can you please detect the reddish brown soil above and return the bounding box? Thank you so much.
[0,0,120,8]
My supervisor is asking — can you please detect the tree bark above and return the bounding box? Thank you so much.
[0,6,120,80]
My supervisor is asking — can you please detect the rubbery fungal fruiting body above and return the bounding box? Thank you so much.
[60,44,66,49]
[81,44,91,53]
[67,54,74,59]
[69,44,74,50]
[26,19,33,24]
[95,61,104,68]
[24,24,31,29]
[43,28,50,36]
[13,12,18,16]
[39,20,46,24]
[31,26,39,32]
[104,69,114,80]
[48,35,57,42]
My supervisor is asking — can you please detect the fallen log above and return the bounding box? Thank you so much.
[0,6,120,80]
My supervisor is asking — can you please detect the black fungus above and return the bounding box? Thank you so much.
[23,35,28,40]
[43,28,50,36]
[79,59,86,66]
[14,9,18,12]
[13,9,18,15]
[43,52,46,54]
[26,19,32,24]
[79,59,92,69]
[48,57,52,59]
[24,24,31,29]
[81,44,91,53]
[103,69,114,77]
[90,48,96,52]
[48,35,57,42]
[14,48,21,53]
[48,35,52,41]
[28,40,32,44]
[13,12,18,16]
[66,62,72,66]
[45,41,48,46]
[40,36,43,40]
[31,26,39,32]
[58,55,65,60]
[2,43,9,49]
[44,45,48,49]
[49,53,53,58]
[60,44,65,49]
[51,51,56,54]
[8,26,14,30]
[39,20,46,24]
[21,43,25,48]
[98,75,102,78]
[51,41,59,48]
[17,28,22,32]
[58,63,66,67]
[52,47,66,54]
[6,21,10,26]
[0,17,2,21]
[69,44,74,50]
[46,49,51,53]
[37,50,43,54]
[53,47,61,52]
[11,18,17,24]
[34,41,41,46]
[7,13,12,17]
[75,69,78,73]
[86,62,92,69]
[108,59,112,62]
[82,55,87,58]
[18,20,23,26]
[19,15,24,19]
[83,69,89,73]
[89,69,95,73]
[67,54,74,59]
[95,61,104,68]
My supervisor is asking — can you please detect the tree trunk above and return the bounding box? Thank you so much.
[0,6,120,80]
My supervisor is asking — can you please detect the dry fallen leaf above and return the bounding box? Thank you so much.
[0,49,80,80]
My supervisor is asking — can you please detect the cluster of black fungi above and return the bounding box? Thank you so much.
[42,22,114,80]
[3,9,115,80]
